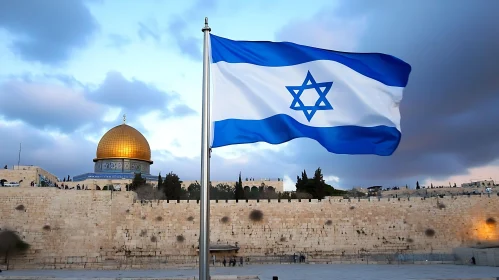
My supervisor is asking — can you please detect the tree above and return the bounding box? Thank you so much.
[213,183,234,200]
[187,182,201,200]
[234,173,245,200]
[157,173,163,188]
[324,185,348,196]
[416,181,420,189]
[295,170,308,193]
[295,168,335,199]
[453,183,457,188]
[311,168,326,199]
[134,183,165,200]
[130,173,146,191]
[162,172,183,200]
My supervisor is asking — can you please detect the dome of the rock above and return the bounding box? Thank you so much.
[89,122,153,175]
[94,124,152,163]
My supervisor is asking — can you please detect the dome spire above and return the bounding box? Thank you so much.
[123,114,126,124]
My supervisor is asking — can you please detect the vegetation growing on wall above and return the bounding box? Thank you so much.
[425,228,436,237]
[220,216,230,224]
[0,230,30,268]
[249,209,264,222]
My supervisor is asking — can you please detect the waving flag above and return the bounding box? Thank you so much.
[209,34,411,156]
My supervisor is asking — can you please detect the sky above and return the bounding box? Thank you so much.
[0,0,498,191]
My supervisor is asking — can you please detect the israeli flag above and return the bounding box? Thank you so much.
[210,35,412,156]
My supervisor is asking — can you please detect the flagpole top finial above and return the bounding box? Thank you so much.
[202,17,211,32]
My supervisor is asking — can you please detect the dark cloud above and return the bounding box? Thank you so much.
[0,122,96,179]
[273,0,499,188]
[88,71,196,119]
[0,0,98,65]
[0,80,105,133]
[0,72,196,133]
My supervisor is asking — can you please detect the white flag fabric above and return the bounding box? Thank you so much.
[209,34,411,156]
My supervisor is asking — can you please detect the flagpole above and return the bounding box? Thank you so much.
[199,17,211,280]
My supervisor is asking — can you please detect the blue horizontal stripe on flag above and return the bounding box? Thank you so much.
[210,34,411,87]
[211,114,401,156]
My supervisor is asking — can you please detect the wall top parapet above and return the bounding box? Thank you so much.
[3,165,40,171]
[130,193,499,205]
[1,188,498,205]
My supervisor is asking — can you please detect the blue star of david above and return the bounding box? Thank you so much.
[286,71,334,122]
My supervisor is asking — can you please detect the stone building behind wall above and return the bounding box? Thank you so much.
[0,165,58,187]
[461,180,496,188]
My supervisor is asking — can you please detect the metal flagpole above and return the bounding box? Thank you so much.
[199,17,211,280]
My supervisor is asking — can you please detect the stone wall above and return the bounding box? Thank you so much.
[0,166,58,187]
[0,188,497,269]
[0,169,36,187]
[382,185,497,197]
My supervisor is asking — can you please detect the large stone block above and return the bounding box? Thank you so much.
[0,188,498,268]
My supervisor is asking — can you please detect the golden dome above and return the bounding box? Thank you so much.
[94,124,153,163]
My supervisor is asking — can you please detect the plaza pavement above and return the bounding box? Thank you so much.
[0,264,499,280]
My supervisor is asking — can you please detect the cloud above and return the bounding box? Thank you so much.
[166,18,202,61]
[88,71,197,119]
[150,147,287,182]
[162,0,219,61]
[0,72,196,133]
[138,21,161,42]
[0,0,98,65]
[107,34,132,50]
[0,80,105,133]
[0,121,96,178]
[270,0,499,188]
[276,8,367,51]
